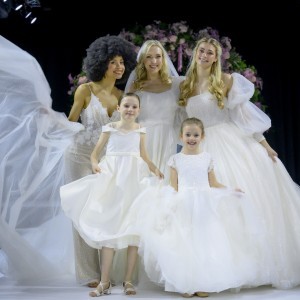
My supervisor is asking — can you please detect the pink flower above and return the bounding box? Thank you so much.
[169,35,178,43]
[68,22,266,111]
[222,50,230,60]
[68,73,74,84]
[243,69,257,83]
[184,48,193,56]
[255,102,262,109]
[78,76,88,85]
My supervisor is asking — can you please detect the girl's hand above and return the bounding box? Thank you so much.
[92,163,101,174]
[155,168,164,180]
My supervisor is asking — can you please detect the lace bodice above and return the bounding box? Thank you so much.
[168,152,213,190]
[73,93,120,147]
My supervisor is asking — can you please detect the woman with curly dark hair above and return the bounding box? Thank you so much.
[64,35,136,288]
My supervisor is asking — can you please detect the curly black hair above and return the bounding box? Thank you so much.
[83,35,136,85]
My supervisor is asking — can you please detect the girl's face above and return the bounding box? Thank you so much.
[196,42,217,68]
[143,45,163,75]
[181,124,204,153]
[118,96,140,121]
[105,56,125,79]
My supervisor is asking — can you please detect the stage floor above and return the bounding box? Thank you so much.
[1,280,300,300]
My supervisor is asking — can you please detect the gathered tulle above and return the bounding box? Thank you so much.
[0,35,83,284]
[202,124,300,289]
[127,182,270,294]
[186,73,300,289]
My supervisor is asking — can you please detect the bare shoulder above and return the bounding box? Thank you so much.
[222,73,233,87]
[221,73,233,95]
[113,86,123,99]
[74,83,91,97]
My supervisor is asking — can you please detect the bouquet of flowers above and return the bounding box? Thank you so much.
[68,21,266,110]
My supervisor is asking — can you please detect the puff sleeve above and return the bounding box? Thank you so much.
[226,73,271,142]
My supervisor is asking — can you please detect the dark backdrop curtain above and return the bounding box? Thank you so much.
[1,1,299,183]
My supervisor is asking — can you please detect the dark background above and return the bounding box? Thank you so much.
[1,0,299,184]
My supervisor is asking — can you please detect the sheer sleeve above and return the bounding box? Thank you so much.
[226,73,271,142]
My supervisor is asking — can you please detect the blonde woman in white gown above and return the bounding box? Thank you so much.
[125,40,187,182]
[180,37,300,289]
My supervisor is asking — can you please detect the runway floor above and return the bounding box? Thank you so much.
[1,279,300,300]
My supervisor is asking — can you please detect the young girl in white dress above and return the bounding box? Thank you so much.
[65,35,136,288]
[60,92,163,297]
[128,117,268,297]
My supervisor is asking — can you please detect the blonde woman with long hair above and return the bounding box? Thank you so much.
[125,40,186,182]
[180,37,300,290]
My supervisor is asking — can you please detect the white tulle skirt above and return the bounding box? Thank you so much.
[203,122,300,289]
[127,184,270,294]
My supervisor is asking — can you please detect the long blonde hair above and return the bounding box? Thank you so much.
[133,40,172,90]
[179,37,224,109]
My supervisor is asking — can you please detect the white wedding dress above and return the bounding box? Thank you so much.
[186,73,300,289]
[131,76,186,181]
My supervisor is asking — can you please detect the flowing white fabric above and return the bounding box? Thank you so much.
[126,152,269,294]
[61,125,152,250]
[0,35,83,284]
[186,73,300,289]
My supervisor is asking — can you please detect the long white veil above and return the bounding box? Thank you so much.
[0,35,83,284]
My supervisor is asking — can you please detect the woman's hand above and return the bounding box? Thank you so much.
[265,145,278,162]
[260,139,278,162]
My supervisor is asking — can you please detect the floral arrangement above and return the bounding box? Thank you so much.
[68,21,266,110]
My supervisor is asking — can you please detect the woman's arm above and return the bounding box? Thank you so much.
[259,139,278,162]
[140,134,164,179]
[222,72,233,98]
[68,84,90,122]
